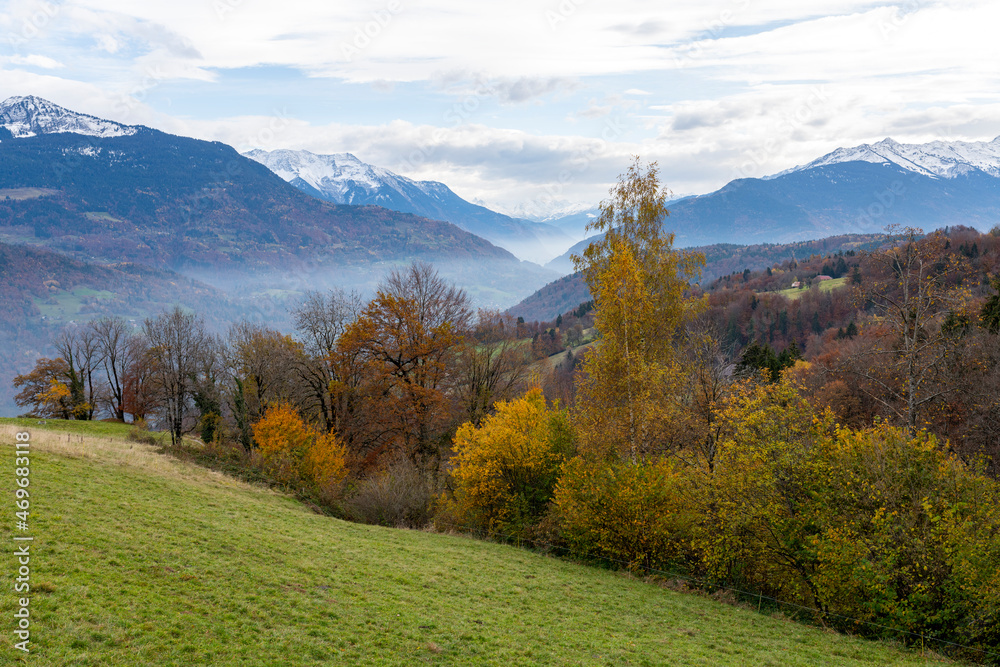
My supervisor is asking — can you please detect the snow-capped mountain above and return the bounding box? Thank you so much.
[0,95,141,139]
[771,136,1000,180]
[244,148,573,264]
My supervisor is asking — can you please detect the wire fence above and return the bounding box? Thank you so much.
[428,517,999,665]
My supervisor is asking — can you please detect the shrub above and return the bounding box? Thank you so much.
[344,458,434,528]
[127,417,157,445]
[304,430,349,502]
[700,379,1000,655]
[252,403,348,498]
[553,455,696,571]
[253,404,314,484]
[446,388,575,538]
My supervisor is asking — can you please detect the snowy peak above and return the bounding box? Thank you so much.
[771,135,1000,180]
[0,95,140,139]
[243,148,574,264]
[243,148,406,202]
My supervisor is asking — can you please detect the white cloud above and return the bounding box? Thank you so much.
[4,54,64,69]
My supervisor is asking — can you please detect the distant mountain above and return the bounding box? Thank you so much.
[771,136,1000,180]
[666,160,1000,247]
[546,145,1000,272]
[541,207,600,242]
[0,96,558,307]
[243,148,573,264]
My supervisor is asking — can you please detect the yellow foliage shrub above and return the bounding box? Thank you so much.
[553,455,696,571]
[304,430,349,494]
[447,388,574,537]
[698,378,1000,654]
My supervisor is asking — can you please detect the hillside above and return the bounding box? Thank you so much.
[521,234,885,322]
[0,242,262,416]
[0,421,944,666]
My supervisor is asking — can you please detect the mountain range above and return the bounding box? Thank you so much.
[0,96,557,306]
[771,136,1000,180]
[244,148,573,264]
[546,138,1000,274]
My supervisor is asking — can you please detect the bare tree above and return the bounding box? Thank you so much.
[290,289,362,431]
[144,307,211,445]
[677,321,738,473]
[91,316,136,421]
[54,325,104,420]
[457,310,532,426]
[841,228,973,435]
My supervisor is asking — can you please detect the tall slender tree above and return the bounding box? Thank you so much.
[571,157,704,460]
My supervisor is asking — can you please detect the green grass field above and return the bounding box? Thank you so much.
[33,287,117,323]
[0,421,953,666]
[773,276,849,301]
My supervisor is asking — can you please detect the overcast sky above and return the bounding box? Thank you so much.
[2,0,999,218]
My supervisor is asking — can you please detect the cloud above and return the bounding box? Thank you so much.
[4,54,64,69]
[434,72,579,104]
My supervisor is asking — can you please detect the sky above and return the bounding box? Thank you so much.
[2,0,1000,219]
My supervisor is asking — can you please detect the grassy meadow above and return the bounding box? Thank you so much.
[773,276,850,301]
[0,419,956,666]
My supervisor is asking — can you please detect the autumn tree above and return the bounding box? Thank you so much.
[845,227,973,435]
[571,157,704,460]
[121,335,158,423]
[13,357,73,418]
[340,262,471,469]
[225,321,302,450]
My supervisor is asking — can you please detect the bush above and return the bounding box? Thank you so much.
[699,379,1000,656]
[253,404,314,484]
[446,388,574,539]
[252,404,348,498]
[344,459,434,528]
[553,455,696,571]
[127,417,157,445]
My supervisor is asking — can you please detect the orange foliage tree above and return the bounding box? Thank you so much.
[13,357,73,419]
[252,403,347,495]
[339,262,471,469]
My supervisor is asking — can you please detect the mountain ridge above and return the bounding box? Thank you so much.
[0,95,141,139]
[0,96,558,307]
[244,147,573,263]
[770,136,1000,180]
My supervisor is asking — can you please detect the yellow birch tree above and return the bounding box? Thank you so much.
[571,157,704,460]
